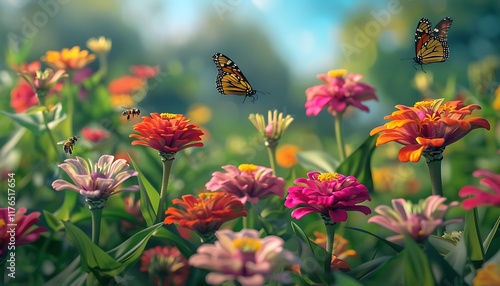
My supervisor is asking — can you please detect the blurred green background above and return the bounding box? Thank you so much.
[0,0,499,283]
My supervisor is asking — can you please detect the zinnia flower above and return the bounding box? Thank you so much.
[285,171,371,222]
[130,65,160,79]
[473,263,500,286]
[311,231,357,271]
[10,60,41,74]
[370,99,490,163]
[130,113,204,156]
[188,229,300,286]
[164,192,247,235]
[305,69,377,117]
[86,36,112,54]
[276,144,301,168]
[19,68,67,95]
[10,81,39,112]
[368,195,461,245]
[0,208,47,258]
[205,164,285,205]
[81,126,109,143]
[41,46,96,70]
[248,110,294,146]
[121,197,143,230]
[493,85,500,111]
[140,246,189,286]
[458,169,500,209]
[51,155,139,201]
[108,75,145,95]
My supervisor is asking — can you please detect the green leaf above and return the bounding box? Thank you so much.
[153,226,197,258]
[337,135,377,192]
[444,233,468,276]
[424,240,463,285]
[345,226,404,253]
[42,210,63,231]
[360,254,403,285]
[349,256,392,281]
[129,155,159,226]
[6,39,33,67]
[290,221,326,284]
[0,103,66,135]
[483,216,500,253]
[62,221,122,273]
[402,235,435,286]
[43,256,87,286]
[296,150,339,173]
[334,271,364,286]
[106,222,164,273]
[464,208,484,264]
[427,236,457,255]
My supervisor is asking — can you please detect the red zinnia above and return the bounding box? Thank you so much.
[10,81,39,113]
[140,246,189,286]
[130,113,204,154]
[130,65,160,79]
[164,192,247,234]
[81,126,109,143]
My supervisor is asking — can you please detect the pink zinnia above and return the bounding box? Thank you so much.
[458,169,500,209]
[205,164,285,205]
[285,171,371,222]
[81,126,109,143]
[130,65,160,79]
[305,69,377,117]
[368,195,461,245]
[188,229,300,286]
[10,81,39,113]
[0,208,47,257]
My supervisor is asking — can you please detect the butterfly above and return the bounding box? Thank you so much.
[413,17,453,69]
[212,52,258,103]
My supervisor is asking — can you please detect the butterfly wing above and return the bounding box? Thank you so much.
[432,17,453,40]
[212,53,256,97]
[414,17,450,65]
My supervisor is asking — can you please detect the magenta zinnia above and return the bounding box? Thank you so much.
[285,171,371,222]
[305,69,377,117]
[130,113,204,154]
[205,164,285,204]
[368,195,461,245]
[458,169,500,209]
[51,155,139,200]
[188,229,300,286]
[0,208,47,258]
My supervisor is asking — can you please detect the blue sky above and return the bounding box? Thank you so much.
[121,0,361,77]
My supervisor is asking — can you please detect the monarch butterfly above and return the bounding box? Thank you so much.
[413,17,453,69]
[212,52,258,103]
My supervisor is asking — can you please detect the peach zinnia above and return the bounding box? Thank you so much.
[370,99,490,163]
[130,113,204,155]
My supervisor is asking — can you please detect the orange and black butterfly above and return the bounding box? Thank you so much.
[212,52,258,103]
[413,17,453,69]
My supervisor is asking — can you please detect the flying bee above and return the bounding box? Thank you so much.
[57,136,79,155]
[122,108,140,121]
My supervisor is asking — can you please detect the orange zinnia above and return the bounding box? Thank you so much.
[41,46,96,70]
[370,99,490,163]
[276,144,301,168]
[108,75,145,95]
[164,192,247,234]
[130,113,204,154]
[311,231,357,272]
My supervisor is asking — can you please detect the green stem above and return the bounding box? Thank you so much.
[90,207,103,245]
[324,221,337,274]
[37,91,64,162]
[424,150,444,236]
[157,157,174,223]
[334,113,346,162]
[266,144,278,176]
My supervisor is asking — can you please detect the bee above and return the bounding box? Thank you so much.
[122,108,140,121]
[57,136,79,155]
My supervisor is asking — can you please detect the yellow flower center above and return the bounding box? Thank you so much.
[328,69,347,78]
[233,237,262,252]
[414,100,434,109]
[238,164,258,172]
[0,218,5,227]
[317,172,339,182]
[198,192,217,201]
[161,113,178,120]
